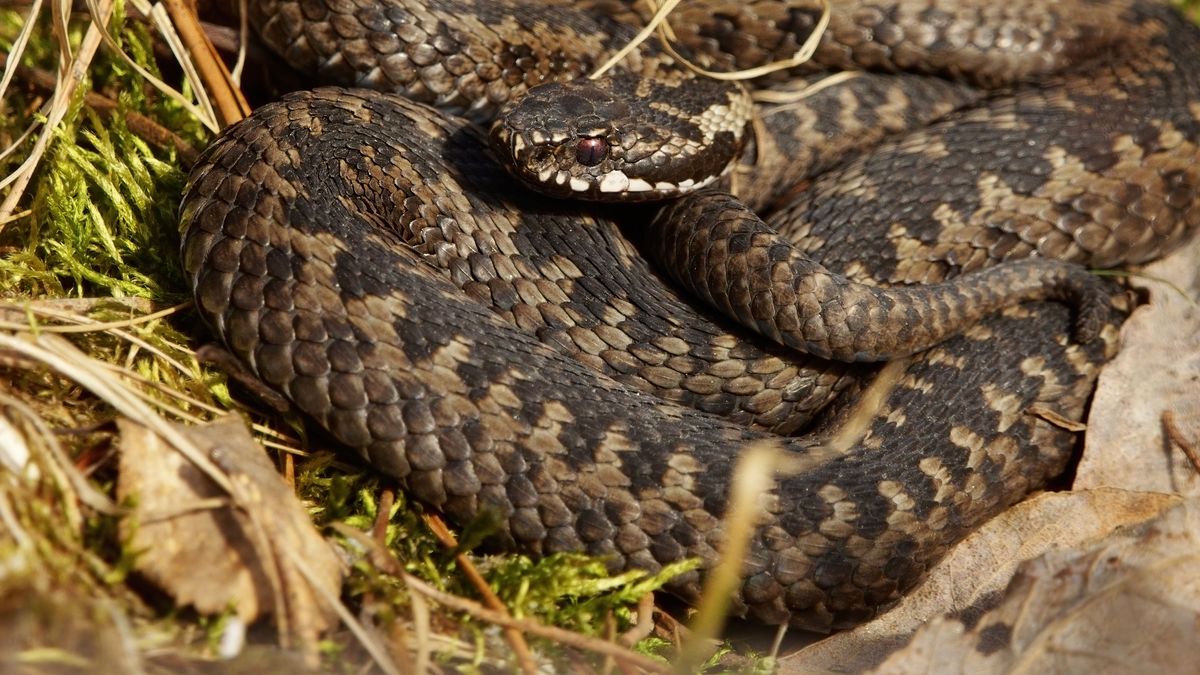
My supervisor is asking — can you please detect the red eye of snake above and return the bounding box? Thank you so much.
[575,137,608,166]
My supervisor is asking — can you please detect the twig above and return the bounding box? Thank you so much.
[423,513,540,675]
[1027,403,1088,432]
[402,573,673,674]
[1163,410,1200,475]
[162,0,250,127]
[372,487,395,545]
[620,593,657,646]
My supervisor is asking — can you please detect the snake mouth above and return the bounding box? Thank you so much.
[525,161,722,201]
[493,124,725,202]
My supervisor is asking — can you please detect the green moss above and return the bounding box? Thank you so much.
[0,7,205,301]
[1175,0,1200,21]
[486,554,698,637]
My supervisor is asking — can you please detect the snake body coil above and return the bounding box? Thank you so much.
[182,0,1200,629]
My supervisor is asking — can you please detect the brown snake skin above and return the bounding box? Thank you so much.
[181,0,1200,630]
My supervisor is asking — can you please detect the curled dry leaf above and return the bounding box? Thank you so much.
[116,416,343,648]
[779,488,1179,673]
[867,498,1200,675]
[1079,234,1200,496]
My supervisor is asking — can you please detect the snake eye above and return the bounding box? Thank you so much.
[575,137,608,166]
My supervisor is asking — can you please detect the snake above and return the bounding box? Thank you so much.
[179,0,1200,630]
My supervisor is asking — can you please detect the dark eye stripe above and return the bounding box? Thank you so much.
[575,137,608,166]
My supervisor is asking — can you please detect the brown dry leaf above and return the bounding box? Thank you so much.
[1079,234,1200,496]
[779,488,1179,673]
[867,498,1200,675]
[116,416,343,647]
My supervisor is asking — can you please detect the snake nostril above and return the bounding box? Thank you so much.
[575,137,608,166]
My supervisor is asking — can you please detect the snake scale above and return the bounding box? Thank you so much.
[180,0,1200,630]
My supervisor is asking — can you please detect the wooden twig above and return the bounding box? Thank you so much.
[162,0,250,127]
[620,593,657,646]
[373,487,396,545]
[423,513,540,675]
[1164,410,1200,475]
[402,573,673,674]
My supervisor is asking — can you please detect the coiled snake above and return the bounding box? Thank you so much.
[180,0,1200,629]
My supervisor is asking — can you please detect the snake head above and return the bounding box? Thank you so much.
[490,77,750,202]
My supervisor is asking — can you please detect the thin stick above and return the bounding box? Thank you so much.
[1164,410,1200,475]
[402,573,673,674]
[423,513,540,675]
[162,0,250,127]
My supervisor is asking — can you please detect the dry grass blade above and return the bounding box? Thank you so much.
[0,301,187,333]
[674,442,781,673]
[0,329,400,673]
[755,71,864,105]
[655,0,832,80]
[592,0,833,83]
[0,124,38,165]
[78,0,220,131]
[0,0,45,112]
[0,331,237,494]
[408,584,433,675]
[827,358,906,454]
[3,302,197,375]
[229,0,249,82]
[128,0,219,128]
[674,360,905,671]
[282,546,401,675]
[0,0,114,221]
[0,392,118,517]
[0,51,200,164]
[589,0,683,80]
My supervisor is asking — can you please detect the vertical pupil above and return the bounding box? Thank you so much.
[576,137,608,166]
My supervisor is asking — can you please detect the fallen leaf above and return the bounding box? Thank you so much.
[867,498,1200,674]
[116,416,343,654]
[778,489,1179,673]
[1079,234,1200,496]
